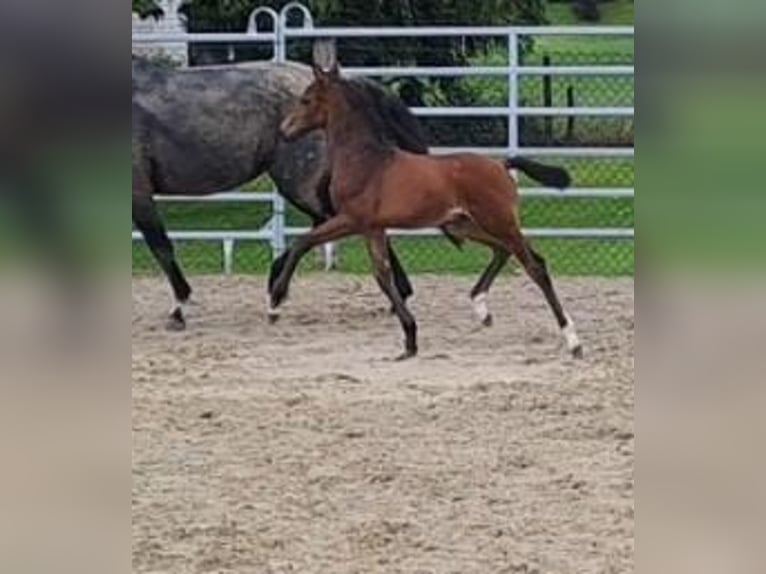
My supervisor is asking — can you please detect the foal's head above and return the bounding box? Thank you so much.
[280,64,340,141]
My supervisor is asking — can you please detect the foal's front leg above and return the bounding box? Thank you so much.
[365,231,418,360]
[269,214,356,316]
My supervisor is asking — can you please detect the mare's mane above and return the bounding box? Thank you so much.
[132,55,429,156]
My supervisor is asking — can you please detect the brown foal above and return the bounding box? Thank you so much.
[274,63,582,360]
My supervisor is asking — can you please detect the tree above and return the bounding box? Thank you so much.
[572,0,600,22]
[132,0,164,20]
[176,0,546,31]
[139,0,549,145]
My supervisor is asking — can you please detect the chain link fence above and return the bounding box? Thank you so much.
[132,155,633,277]
[133,27,633,278]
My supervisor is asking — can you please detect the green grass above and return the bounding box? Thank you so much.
[133,236,633,277]
[546,0,635,26]
[533,0,634,67]
[132,157,634,277]
[452,11,633,144]
[133,235,633,277]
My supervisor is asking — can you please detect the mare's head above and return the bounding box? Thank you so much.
[279,63,340,141]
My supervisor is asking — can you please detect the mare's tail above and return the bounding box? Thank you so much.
[505,157,571,190]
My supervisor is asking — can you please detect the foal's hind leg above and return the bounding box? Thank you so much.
[470,248,510,327]
[445,218,509,327]
[510,236,582,358]
[133,194,192,331]
[365,231,418,360]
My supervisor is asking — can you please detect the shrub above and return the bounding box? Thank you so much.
[572,0,601,21]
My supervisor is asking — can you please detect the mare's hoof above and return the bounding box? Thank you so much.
[166,309,186,331]
[267,309,281,325]
[482,313,494,327]
[571,345,584,359]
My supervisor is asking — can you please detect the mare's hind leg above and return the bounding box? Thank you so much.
[365,231,418,360]
[267,213,329,322]
[267,250,289,323]
[268,251,288,295]
[133,194,191,331]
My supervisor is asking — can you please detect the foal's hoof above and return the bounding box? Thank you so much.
[482,313,494,328]
[267,309,281,325]
[395,348,418,361]
[571,345,584,359]
[266,297,281,324]
[165,309,186,331]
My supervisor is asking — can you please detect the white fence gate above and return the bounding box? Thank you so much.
[132,3,634,273]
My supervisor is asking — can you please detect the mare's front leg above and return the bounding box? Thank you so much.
[269,214,356,314]
[365,231,418,360]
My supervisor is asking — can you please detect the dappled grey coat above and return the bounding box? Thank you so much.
[131,56,431,329]
[132,57,428,219]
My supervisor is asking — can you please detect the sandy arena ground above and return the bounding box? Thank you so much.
[133,274,634,574]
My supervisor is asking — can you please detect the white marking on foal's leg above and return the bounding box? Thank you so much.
[322,242,337,271]
[168,296,187,316]
[562,313,583,357]
[472,292,493,326]
[166,297,187,330]
[266,296,281,324]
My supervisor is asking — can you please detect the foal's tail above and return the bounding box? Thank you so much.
[505,156,571,190]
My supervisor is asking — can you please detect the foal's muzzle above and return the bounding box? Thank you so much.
[279,117,299,141]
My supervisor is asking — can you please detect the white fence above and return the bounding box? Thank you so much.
[132,3,634,273]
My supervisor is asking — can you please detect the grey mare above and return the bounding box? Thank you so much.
[132,57,440,329]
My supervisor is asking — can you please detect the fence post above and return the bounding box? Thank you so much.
[267,8,291,260]
[246,6,287,260]
[273,3,317,264]
[542,54,553,143]
[279,0,314,63]
[223,239,235,275]
[247,7,279,61]
[566,85,576,142]
[507,29,519,159]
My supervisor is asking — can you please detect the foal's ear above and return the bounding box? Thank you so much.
[312,39,337,82]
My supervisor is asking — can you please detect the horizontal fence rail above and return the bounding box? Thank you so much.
[132,11,633,275]
[344,65,634,77]
[131,188,634,273]
[284,25,634,38]
[409,106,634,117]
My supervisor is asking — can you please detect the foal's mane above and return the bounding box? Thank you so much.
[333,78,398,154]
[346,78,429,155]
